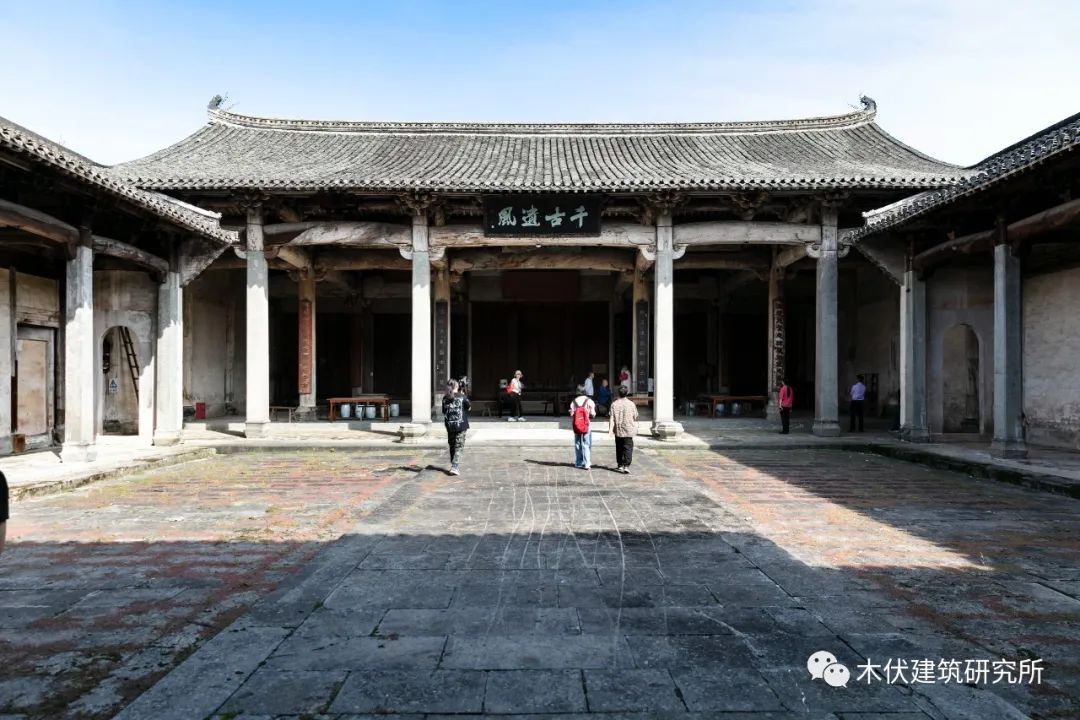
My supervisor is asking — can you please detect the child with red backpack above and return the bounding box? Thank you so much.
[569,385,597,470]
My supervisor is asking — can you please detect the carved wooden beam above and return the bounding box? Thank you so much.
[0,198,78,245]
[285,221,411,247]
[449,249,634,273]
[312,250,411,271]
[92,235,169,281]
[853,237,905,284]
[430,221,653,248]
[674,221,821,245]
[914,197,1080,272]
[265,244,311,269]
[774,244,809,269]
[675,251,768,271]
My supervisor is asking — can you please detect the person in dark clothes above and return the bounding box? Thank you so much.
[0,470,8,555]
[442,379,471,475]
[595,378,612,417]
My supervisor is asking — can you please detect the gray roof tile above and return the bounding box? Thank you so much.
[0,115,235,244]
[113,97,971,194]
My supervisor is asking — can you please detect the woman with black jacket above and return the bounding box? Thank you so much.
[442,379,471,475]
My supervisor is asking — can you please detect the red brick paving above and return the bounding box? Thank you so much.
[0,450,420,719]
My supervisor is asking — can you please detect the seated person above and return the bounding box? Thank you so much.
[595,378,612,416]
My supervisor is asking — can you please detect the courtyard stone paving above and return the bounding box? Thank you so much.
[1,446,1078,718]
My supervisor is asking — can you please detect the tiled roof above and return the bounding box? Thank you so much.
[851,111,1080,241]
[0,116,235,244]
[113,96,970,193]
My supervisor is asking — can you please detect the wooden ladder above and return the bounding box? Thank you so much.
[118,327,140,399]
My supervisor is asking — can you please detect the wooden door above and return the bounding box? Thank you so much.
[16,326,54,444]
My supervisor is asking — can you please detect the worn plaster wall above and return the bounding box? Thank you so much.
[851,267,900,417]
[94,271,157,445]
[184,271,245,417]
[1023,265,1080,449]
[927,267,993,435]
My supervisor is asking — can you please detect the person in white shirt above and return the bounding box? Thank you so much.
[583,372,595,399]
[507,370,525,422]
[849,374,867,432]
[569,385,597,469]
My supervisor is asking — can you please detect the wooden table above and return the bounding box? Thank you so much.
[328,395,390,421]
[701,394,768,417]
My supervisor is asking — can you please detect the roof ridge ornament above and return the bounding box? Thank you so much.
[859,95,877,116]
[208,95,224,111]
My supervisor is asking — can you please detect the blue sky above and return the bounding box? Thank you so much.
[2,0,1077,166]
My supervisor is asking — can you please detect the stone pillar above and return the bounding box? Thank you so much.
[631,263,650,394]
[651,211,683,439]
[812,207,841,436]
[245,207,271,438]
[61,228,96,462]
[991,221,1027,458]
[765,254,785,422]
[153,252,183,445]
[296,269,317,417]
[400,212,431,441]
[900,267,930,442]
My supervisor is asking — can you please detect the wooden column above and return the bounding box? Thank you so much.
[765,249,786,421]
[296,269,317,416]
[433,265,451,418]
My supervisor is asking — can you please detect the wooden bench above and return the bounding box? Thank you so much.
[269,405,295,422]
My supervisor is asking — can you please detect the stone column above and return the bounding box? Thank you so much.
[400,211,432,440]
[900,267,930,442]
[631,263,650,394]
[991,221,1027,458]
[61,228,96,462]
[765,253,785,422]
[812,206,841,436]
[245,206,271,438]
[153,251,183,445]
[652,210,683,439]
[296,269,317,417]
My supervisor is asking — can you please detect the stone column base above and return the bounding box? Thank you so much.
[398,422,430,444]
[294,405,318,422]
[812,419,841,437]
[651,420,684,441]
[152,430,183,447]
[245,422,270,439]
[765,400,780,422]
[60,442,97,463]
[900,427,931,443]
[990,438,1028,459]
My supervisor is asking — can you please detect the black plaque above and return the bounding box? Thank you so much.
[635,300,650,393]
[434,301,450,386]
[483,195,602,236]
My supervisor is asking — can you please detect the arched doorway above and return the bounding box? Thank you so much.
[942,323,981,433]
[100,326,141,435]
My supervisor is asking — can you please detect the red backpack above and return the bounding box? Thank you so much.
[572,399,591,434]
